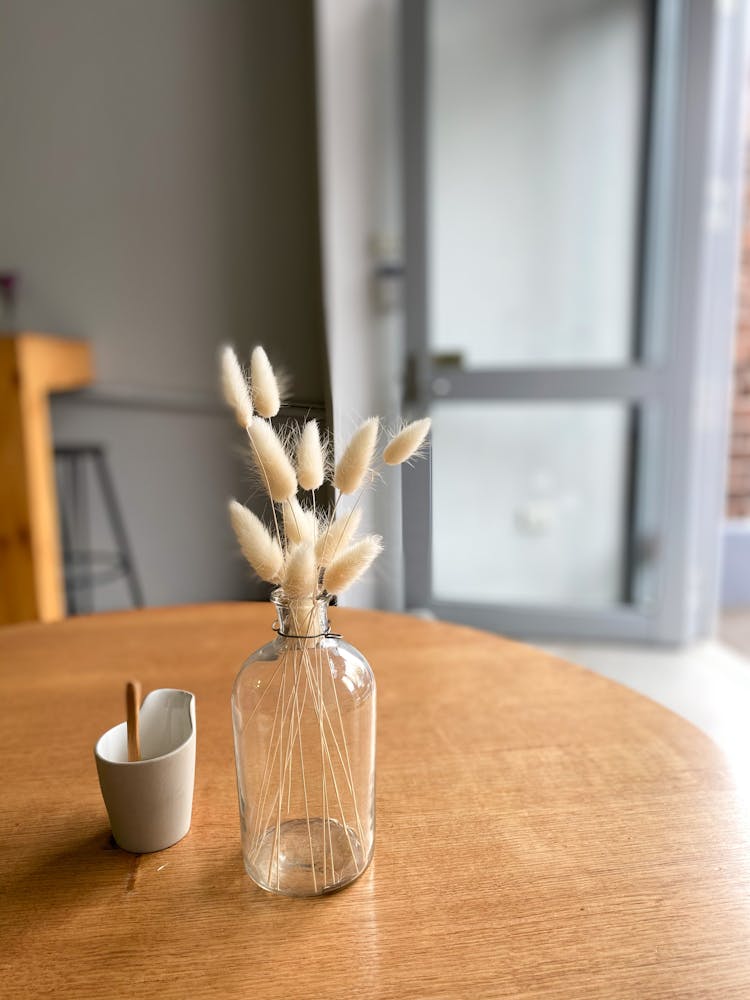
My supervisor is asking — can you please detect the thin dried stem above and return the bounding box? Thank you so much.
[293,653,317,892]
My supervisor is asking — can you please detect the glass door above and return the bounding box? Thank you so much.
[402,0,746,642]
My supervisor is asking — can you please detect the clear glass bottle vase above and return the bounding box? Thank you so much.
[231,590,376,896]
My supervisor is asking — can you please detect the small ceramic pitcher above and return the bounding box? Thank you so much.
[95,688,196,854]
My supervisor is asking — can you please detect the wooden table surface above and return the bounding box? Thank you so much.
[1,604,750,999]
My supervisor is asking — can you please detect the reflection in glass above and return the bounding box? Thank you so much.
[431,402,631,606]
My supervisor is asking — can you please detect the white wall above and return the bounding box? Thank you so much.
[0,0,327,609]
[315,0,407,610]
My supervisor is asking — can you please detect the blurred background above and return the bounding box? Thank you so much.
[2,0,750,743]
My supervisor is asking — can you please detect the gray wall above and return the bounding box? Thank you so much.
[0,0,327,610]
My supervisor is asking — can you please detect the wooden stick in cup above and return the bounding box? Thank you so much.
[126,680,141,762]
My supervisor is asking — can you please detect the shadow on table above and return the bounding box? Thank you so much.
[2,814,132,946]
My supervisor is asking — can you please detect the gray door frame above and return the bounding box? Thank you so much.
[402,0,748,643]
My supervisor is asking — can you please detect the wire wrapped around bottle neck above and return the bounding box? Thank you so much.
[270,589,335,640]
[271,621,341,640]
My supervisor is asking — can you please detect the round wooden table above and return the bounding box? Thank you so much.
[1,604,749,999]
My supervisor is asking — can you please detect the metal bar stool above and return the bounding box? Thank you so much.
[54,445,144,614]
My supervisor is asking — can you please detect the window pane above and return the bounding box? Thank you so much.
[429,0,648,367]
[431,402,631,606]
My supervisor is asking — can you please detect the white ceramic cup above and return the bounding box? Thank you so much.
[94,688,196,854]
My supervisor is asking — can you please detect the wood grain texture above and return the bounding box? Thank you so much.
[0,332,94,625]
[1,603,749,999]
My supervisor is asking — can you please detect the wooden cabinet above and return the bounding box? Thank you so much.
[0,333,93,623]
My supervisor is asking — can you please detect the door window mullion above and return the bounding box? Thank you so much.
[426,366,665,402]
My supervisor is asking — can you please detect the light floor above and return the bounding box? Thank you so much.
[538,614,750,766]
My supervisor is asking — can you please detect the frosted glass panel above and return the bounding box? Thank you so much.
[429,0,647,367]
[431,402,630,606]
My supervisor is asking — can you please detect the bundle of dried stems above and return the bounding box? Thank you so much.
[222,345,431,892]
[222,344,430,623]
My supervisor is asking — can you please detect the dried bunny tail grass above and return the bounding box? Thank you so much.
[383,417,432,466]
[333,417,379,495]
[316,506,362,567]
[220,345,252,428]
[296,420,326,491]
[247,417,297,502]
[323,535,383,596]
[282,495,317,546]
[250,346,281,418]
[281,542,318,599]
[228,500,283,583]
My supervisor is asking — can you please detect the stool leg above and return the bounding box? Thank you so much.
[55,456,78,616]
[92,452,145,608]
[72,451,94,614]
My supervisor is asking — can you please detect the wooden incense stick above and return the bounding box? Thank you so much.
[126,680,141,762]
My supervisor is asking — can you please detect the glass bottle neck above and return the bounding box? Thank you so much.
[272,591,330,642]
